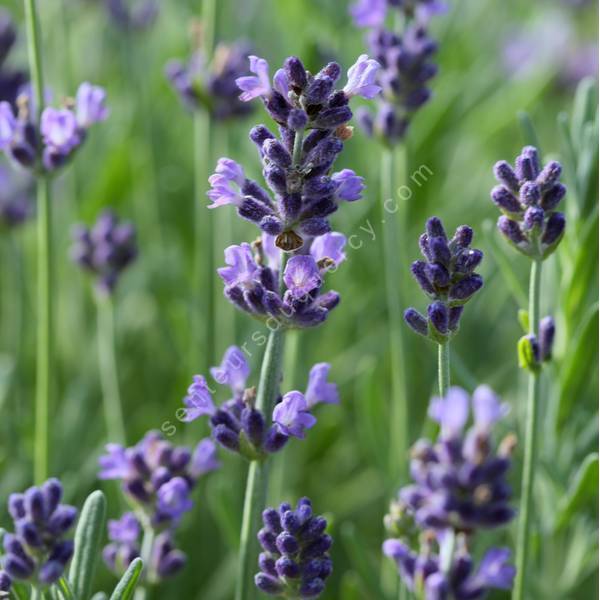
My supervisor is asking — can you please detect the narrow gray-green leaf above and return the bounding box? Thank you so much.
[109,558,144,600]
[69,490,107,600]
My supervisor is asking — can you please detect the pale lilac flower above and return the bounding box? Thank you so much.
[182,375,216,422]
[472,385,510,431]
[108,513,140,544]
[40,108,79,152]
[210,345,250,393]
[273,68,290,97]
[305,363,339,408]
[0,101,17,149]
[261,232,281,270]
[332,169,365,201]
[76,82,109,127]
[310,232,347,267]
[207,157,247,208]
[428,386,469,437]
[98,444,131,479]
[283,255,322,298]
[217,243,260,287]
[350,0,387,28]
[236,55,271,101]
[343,54,382,99]
[189,439,221,477]
[272,391,317,438]
[156,477,193,520]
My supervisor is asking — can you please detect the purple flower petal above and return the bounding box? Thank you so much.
[310,232,347,267]
[472,385,509,430]
[76,82,109,127]
[0,101,17,150]
[189,438,221,477]
[217,243,260,287]
[428,386,469,437]
[98,444,131,479]
[305,363,339,408]
[350,0,387,28]
[236,55,271,101]
[332,169,365,202]
[40,107,80,153]
[182,375,216,422]
[272,391,317,439]
[156,477,193,520]
[108,512,140,544]
[343,54,382,99]
[210,345,250,393]
[283,255,322,299]
[207,157,246,208]
[261,233,281,270]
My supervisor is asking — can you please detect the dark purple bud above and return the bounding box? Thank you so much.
[249,125,275,150]
[281,510,300,533]
[275,556,300,578]
[47,506,77,535]
[536,160,562,190]
[520,181,541,206]
[38,560,64,585]
[411,261,434,295]
[539,316,555,361]
[24,487,45,523]
[303,516,328,541]
[170,447,191,471]
[405,88,431,110]
[17,521,42,548]
[425,217,446,239]
[425,263,450,288]
[305,76,334,106]
[320,62,341,83]
[41,478,63,517]
[4,554,34,580]
[419,234,431,260]
[285,57,308,90]
[300,578,326,598]
[515,154,535,182]
[428,302,449,334]
[263,139,291,168]
[124,479,150,503]
[265,92,290,123]
[455,249,483,274]
[305,136,343,167]
[429,237,451,265]
[523,207,544,231]
[49,540,74,565]
[255,573,284,595]
[300,534,332,559]
[241,408,266,448]
[449,274,483,302]
[279,193,302,222]
[314,290,340,311]
[257,528,278,553]
[264,165,288,195]
[540,183,566,211]
[130,450,150,478]
[297,217,331,237]
[497,216,526,245]
[8,494,26,521]
[157,549,186,577]
[213,424,240,452]
[288,108,308,131]
[452,225,473,248]
[494,160,520,193]
[239,198,272,224]
[312,106,352,129]
[258,553,277,577]
[541,212,566,246]
[264,427,289,453]
[151,467,171,491]
[404,308,428,336]
[262,508,282,533]
[448,306,464,331]
[260,215,284,235]
[0,571,11,591]
[522,146,540,176]
[276,532,299,554]
[491,186,522,213]
[303,175,336,199]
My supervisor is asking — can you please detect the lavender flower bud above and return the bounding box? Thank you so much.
[539,316,555,362]
[284,56,308,91]
[404,308,428,336]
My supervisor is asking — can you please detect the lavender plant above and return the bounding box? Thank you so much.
[255,497,332,599]
[490,146,566,600]
[383,387,517,599]
[98,431,220,592]
[199,51,379,600]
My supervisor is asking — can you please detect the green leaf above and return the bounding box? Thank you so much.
[555,453,599,531]
[9,581,29,600]
[109,558,144,600]
[68,490,107,600]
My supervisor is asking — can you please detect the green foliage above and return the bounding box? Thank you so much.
[109,558,144,600]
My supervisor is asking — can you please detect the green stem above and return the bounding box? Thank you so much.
[236,326,286,600]
[381,147,409,481]
[96,293,126,444]
[437,343,450,397]
[513,259,542,600]
[135,526,156,600]
[292,128,305,167]
[24,0,52,484]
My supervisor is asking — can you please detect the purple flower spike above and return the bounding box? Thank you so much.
[237,55,272,101]
[343,54,382,99]
[310,232,347,267]
[284,256,322,299]
[218,243,260,287]
[305,363,339,408]
[210,345,250,393]
[332,169,365,202]
[76,82,109,127]
[182,375,216,422]
[273,392,317,439]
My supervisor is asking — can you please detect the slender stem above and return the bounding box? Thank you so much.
[513,259,542,600]
[381,147,409,481]
[236,326,286,600]
[437,343,450,397]
[24,0,52,484]
[292,129,305,166]
[96,293,126,444]
[135,526,156,600]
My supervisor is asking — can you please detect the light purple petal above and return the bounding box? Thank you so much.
[472,385,509,430]
[472,548,515,590]
[428,386,469,437]
[343,54,382,99]
[214,157,245,186]
[40,107,80,152]
[181,375,216,422]
[272,391,316,439]
[189,438,221,477]
[310,232,347,267]
[0,102,18,150]
[76,82,109,127]
[236,55,271,101]
[283,255,322,298]
[210,345,250,393]
[156,477,193,519]
[217,243,260,287]
[98,444,130,479]
[207,158,245,209]
[273,68,290,97]
[349,0,387,28]
[332,169,365,202]
[108,512,140,544]
[305,362,339,408]
[261,233,281,270]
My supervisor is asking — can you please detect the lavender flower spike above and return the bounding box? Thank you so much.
[255,497,332,598]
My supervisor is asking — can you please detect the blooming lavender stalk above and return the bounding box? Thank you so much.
[254,497,332,598]
[99,432,220,590]
[2,478,77,591]
[383,387,517,599]
[207,52,377,600]
[490,146,565,600]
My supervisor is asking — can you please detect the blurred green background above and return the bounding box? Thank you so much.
[0,0,598,598]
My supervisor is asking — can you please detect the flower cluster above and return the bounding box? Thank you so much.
[384,539,515,600]
[71,210,138,294]
[0,163,31,228]
[0,82,108,173]
[99,432,220,579]
[166,41,254,120]
[207,53,377,249]
[181,346,339,461]
[404,217,483,344]
[255,498,332,598]
[383,386,516,598]
[105,0,158,32]
[219,232,346,328]
[2,478,77,586]
[0,9,27,108]
[492,146,566,260]
[350,0,444,144]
